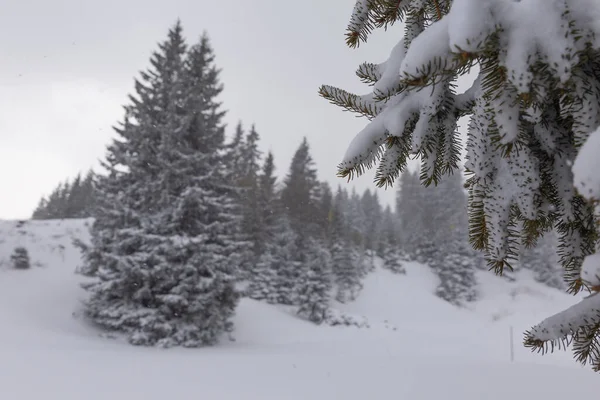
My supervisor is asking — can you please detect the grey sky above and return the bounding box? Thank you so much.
[1,0,408,219]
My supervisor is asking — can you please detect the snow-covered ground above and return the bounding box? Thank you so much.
[0,219,597,399]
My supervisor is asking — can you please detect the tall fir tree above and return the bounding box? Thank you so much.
[361,189,383,270]
[315,182,334,241]
[330,187,363,302]
[64,174,82,217]
[280,137,322,243]
[255,151,279,255]
[297,239,333,324]
[80,25,245,347]
[380,204,406,274]
[379,205,399,254]
[224,121,246,184]
[431,241,479,307]
[520,231,564,290]
[239,124,263,259]
[396,170,425,255]
[248,215,301,305]
[361,189,382,252]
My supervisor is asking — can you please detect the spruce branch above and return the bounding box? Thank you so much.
[374,136,411,188]
[346,0,377,48]
[323,0,600,369]
[524,292,600,369]
[356,62,383,85]
[432,0,442,21]
[318,85,382,119]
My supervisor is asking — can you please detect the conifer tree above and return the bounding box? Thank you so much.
[32,182,65,220]
[431,241,478,306]
[382,247,406,275]
[80,25,244,347]
[248,216,301,305]
[239,125,263,259]
[257,152,278,247]
[346,189,366,248]
[379,205,399,256]
[31,197,50,220]
[43,183,64,219]
[247,153,305,305]
[330,187,363,302]
[281,137,322,241]
[520,231,564,290]
[224,122,246,183]
[297,239,333,324]
[395,170,424,255]
[361,190,382,252]
[316,182,334,240]
[360,189,383,270]
[331,241,362,303]
[65,174,82,218]
[78,170,96,217]
[320,0,600,368]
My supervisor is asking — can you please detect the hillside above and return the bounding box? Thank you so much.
[0,218,597,399]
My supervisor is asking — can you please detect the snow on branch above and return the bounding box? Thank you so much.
[322,0,600,369]
[318,86,382,119]
[346,0,376,48]
[524,292,600,369]
[573,127,600,202]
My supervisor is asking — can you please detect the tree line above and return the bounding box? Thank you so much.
[30,21,563,347]
[32,170,95,220]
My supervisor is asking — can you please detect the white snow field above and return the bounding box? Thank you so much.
[0,219,597,399]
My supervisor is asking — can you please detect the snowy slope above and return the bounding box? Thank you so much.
[0,219,597,399]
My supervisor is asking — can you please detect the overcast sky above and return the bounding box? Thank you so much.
[1,0,412,219]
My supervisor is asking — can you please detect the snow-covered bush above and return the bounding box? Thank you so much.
[433,253,477,306]
[323,309,369,328]
[10,247,31,270]
[382,247,406,275]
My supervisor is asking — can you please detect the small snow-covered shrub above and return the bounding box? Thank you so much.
[11,247,31,269]
[323,309,369,328]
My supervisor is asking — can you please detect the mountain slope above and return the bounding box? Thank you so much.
[0,219,596,399]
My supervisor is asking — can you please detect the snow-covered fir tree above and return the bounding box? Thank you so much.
[331,242,362,302]
[395,170,425,255]
[395,167,477,307]
[431,241,478,306]
[238,124,263,259]
[346,188,367,248]
[66,171,96,218]
[397,169,467,260]
[80,24,245,347]
[297,239,333,324]
[315,182,334,240]
[281,137,322,241]
[361,189,383,253]
[379,203,407,274]
[248,216,301,305]
[520,231,564,290]
[330,187,363,302]
[382,247,406,275]
[378,205,399,256]
[224,121,246,184]
[256,151,278,253]
[320,0,600,369]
